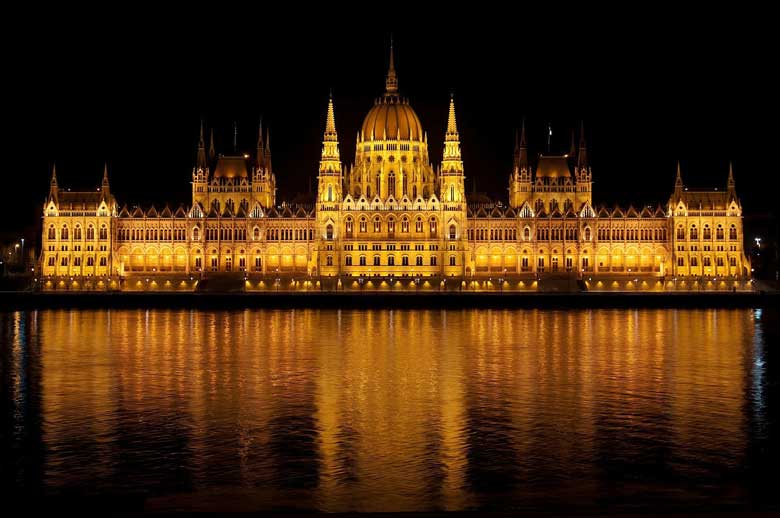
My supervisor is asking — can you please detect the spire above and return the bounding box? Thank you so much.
[324,92,338,141]
[48,163,59,204]
[102,162,110,188]
[209,129,216,162]
[264,128,272,173]
[674,160,683,195]
[445,93,459,138]
[256,119,266,170]
[232,121,238,153]
[385,36,398,94]
[515,120,529,171]
[727,161,736,199]
[577,121,589,170]
[197,120,208,170]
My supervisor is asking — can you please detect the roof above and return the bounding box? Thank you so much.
[361,96,423,141]
[678,190,731,210]
[213,156,249,179]
[56,189,112,210]
[535,155,571,178]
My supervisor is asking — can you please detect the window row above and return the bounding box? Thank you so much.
[47,225,107,240]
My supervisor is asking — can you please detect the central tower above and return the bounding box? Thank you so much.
[348,42,435,201]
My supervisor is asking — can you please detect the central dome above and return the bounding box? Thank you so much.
[361,96,423,141]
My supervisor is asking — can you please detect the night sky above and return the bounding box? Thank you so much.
[5,9,776,244]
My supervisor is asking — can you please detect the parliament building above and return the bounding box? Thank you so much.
[38,47,751,292]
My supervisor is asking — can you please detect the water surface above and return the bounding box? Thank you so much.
[1,308,777,513]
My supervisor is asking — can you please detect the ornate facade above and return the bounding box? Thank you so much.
[38,47,751,292]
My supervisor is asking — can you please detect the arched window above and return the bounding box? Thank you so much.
[690,225,698,240]
[326,224,334,240]
[677,225,685,240]
[74,226,82,240]
[61,225,69,240]
[449,224,456,239]
[729,225,737,240]
[192,227,200,241]
[703,225,711,240]
[48,226,56,240]
[373,217,381,233]
[345,217,354,238]
[327,185,333,202]
[388,172,395,196]
[402,217,409,233]
[449,185,455,201]
[716,225,724,240]
[416,218,423,233]
[584,227,591,241]
[87,225,95,240]
[524,227,531,241]
[99,225,108,240]
[429,218,437,238]
[388,218,395,235]
[359,217,367,233]
[253,227,260,240]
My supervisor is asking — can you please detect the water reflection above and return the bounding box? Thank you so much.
[0,308,776,512]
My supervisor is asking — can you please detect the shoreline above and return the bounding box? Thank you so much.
[1,290,777,310]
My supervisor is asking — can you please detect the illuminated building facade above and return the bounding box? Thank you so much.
[38,47,751,291]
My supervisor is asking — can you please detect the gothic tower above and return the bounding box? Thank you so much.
[509,121,531,209]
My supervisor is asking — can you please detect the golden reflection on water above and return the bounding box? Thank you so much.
[1,308,762,511]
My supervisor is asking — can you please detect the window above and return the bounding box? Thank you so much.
[74,257,81,267]
[99,256,107,266]
[691,225,698,240]
[449,224,456,239]
[449,255,456,266]
[729,225,737,240]
[74,226,82,240]
[537,257,544,271]
[193,227,200,241]
[402,256,409,266]
[61,257,68,266]
[703,226,711,240]
[584,227,591,241]
[48,226,56,240]
[253,227,261,240]
[716,226,724,240]
[430,256,437,266]
[61,226,69,240]
[524,227,531,241]
[326,224,334,240]
[402,218,409,233]
[99,226,108,240]
[429,219,437,238]
[388,219,395,235]
[677,257,685,266]
[327,185,333,202]
[211,257,218,271]
[87,256,94,266]
[360,218,367,233]
[48,256,55,267]
[373,256,380,266]
[691,256,698,267]
[239,257,246,270]
[416,256,423,266]
[730,257,737,267]
[359,256,366,266]
[195,257,202,269]
[255,257,262,271]
[703,256,711,267]
[345,218,353,238]
[717,256,724,267]
[388,256,395,266]
[388,172,395,196]
[677,226,685,240]
[373,218,381,233]
[416,218,423,233]
[326,255,333,266]
[346,256,353,266]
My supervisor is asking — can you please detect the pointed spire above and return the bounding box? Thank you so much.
[197,121,208,170]
[446,93,459,138]
[48,163,59,204]
[385,36,398,94]
[209,129,216,162]
[674,160,684,195]
[256,119,266,170]
[515,120,529,171]
[50,163,57,186]
[727,161,736,199]
[577,121,588,170]
[324,92,337,140]
[101,162,110,195]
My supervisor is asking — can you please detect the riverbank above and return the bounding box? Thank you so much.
[2,290,778,309]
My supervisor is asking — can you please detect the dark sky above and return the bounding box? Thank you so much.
[5,7,776,243]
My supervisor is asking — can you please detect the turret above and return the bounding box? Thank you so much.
[318,93,343,203]
[441,94,464,203]
[509,120,531,208]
